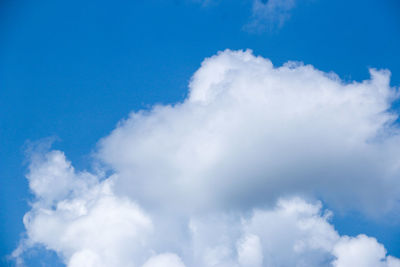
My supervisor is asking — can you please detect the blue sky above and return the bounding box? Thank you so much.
[1,0,400,266]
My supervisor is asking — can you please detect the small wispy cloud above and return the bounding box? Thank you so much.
[245,0,298,32]
[192,0,302,32]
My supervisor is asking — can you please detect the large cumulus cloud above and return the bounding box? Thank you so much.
[100,49,400,216]
[14,50,400,266]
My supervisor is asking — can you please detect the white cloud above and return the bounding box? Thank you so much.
[14,151,400,266]
[241,198,338,266]
[142,253,186,267]
[237,234,263,267]
[245,0,299,31]
[15,151,154,267]
[332,235,400,267]
[14,50,400,266]
[26,150,96,205]
[193,0,302,32]
[99,49,400,216]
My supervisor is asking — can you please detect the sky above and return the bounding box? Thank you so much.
[1,0,400,266]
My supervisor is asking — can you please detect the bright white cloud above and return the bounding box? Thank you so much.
[15,50,400,266]
[241,198,338,266]
[332,235,400,267]
[99,49,400,216]
[15,151,154,267]
[14,154,400,266]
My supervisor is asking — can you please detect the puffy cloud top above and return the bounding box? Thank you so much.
[99,49,400,215]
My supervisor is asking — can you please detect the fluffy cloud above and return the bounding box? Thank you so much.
[332,235,400,267]
[99,49,400,216]
[14,154,400,266]
[15,151,154,267]
[14,50,400,266]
